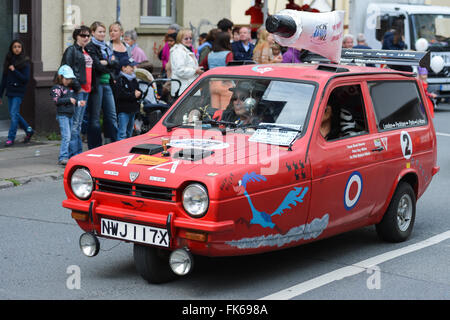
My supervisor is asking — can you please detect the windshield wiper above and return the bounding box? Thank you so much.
[166,119,239,133]
[166,122,188,132]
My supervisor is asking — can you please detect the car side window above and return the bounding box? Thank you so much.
[321,84,369,141]
[368,81,428,132]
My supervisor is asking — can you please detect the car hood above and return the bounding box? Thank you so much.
[67,130,291,192]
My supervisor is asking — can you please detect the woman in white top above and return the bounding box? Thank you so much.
[170,29,204,96]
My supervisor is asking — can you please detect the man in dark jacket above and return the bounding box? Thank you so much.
[114,57,142,140]
[231,27,255,62]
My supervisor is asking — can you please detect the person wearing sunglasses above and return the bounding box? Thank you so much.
[170,28,204,97]
[61,25,93,157]
[221,81,265,125]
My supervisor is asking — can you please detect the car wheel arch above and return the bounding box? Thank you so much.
[378,170,418,223]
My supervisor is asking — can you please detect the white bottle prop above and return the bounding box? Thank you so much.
[267,10,345,63]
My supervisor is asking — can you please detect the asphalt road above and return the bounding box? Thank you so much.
[0,106,449,301]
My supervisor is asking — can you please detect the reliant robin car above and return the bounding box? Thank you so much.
[63,57,439,283]
[62,50,439,283]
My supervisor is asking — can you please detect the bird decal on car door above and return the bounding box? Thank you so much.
[234,172,309,232]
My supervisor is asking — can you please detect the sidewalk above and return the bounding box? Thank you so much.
[0,120,65,189]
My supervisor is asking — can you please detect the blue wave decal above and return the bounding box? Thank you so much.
[239,172,309,230]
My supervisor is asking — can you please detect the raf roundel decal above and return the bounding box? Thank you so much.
[400,131,413,160]
[344,171,363,211]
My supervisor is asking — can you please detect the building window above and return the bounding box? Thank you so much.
[140,0,176,25]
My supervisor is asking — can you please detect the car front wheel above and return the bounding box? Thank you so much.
[133,244,177,284]
[376,182,416,243]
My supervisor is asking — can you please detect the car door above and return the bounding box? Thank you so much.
[308,80,386,235]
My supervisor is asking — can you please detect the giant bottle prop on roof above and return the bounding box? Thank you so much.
[266,9,345,63]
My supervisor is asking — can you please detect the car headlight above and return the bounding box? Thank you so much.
[71,168,94,200]
[182,184,209,218]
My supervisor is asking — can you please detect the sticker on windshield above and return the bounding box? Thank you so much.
[168,139,229,150]
[248,123,302,146]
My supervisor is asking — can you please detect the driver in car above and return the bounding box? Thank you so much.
[221,81,266,125]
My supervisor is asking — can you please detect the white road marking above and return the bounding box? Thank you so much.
[437,132,450,137]
[260,231,450,300]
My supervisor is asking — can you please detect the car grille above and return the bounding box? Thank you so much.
[96,179,175,202]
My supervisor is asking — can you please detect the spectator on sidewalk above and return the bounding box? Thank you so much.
[217,18,234,37]
[198,28,219,65]
[282,47,302,63]
[109,21,132,76]
[353,33,375,67]
[164,32,177,78]
[85,21,119,149]
[253,28,272,64]
[170,29,204,96]
[200,32,234,110]
[200,32,234,71]
[353,33,371,49]
[245,0,264,39]
[51,65,79,166]
[231,27,255,61]
[123,30,149,64]
[197,33,209,61]
[232,27,241,43]
[418,67,436,118]
[159,24,181,77]
[0,39,34,147]
[115,58,142,140]
[342,34,354,48]
[271,43,283,63]
[61,25,93,158]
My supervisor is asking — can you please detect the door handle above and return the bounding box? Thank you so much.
[371,146,384,152]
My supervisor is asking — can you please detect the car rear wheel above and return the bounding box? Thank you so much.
[133,244,177,284]
[376,182,416,243]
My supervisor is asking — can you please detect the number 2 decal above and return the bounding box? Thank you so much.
[401,131,413,160]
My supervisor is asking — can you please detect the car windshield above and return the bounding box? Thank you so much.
[411,14,450,48]
[164,77,316,134]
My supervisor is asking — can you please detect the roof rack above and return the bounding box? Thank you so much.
[302,48,431,69]
[341,49,430,68]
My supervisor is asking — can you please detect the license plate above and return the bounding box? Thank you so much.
[440,84,450,92]
[101,218,169,247]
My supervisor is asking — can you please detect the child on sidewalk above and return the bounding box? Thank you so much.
[51,65,82,165]
[115,57,142,140]
[418,67,436,118]
[0,40,34,147]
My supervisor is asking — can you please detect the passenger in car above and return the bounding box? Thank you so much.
[321,104,362,140]
[320,104,339,140]
[340,108,363,137]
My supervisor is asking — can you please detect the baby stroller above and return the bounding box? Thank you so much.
[134,68,181,135]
